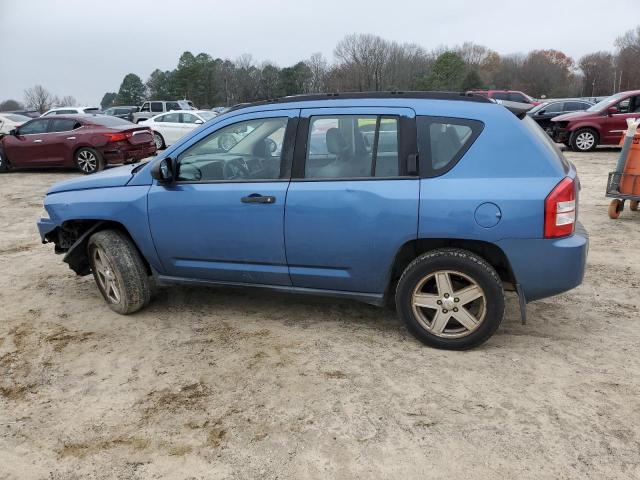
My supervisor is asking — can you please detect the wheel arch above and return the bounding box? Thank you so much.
[385,238,517,302]
[54,219,152,276]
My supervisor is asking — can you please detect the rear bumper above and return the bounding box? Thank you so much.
[101,144,156,164]
[497,222,589,302]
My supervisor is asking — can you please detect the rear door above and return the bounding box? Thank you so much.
[46,118,81,165]
[284,107,419,294]
[148,109,298,285]
[2,118,51,166]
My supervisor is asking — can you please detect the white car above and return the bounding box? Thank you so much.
[142,110,217,149]
[0,113,31,135]
[42,106,102,116]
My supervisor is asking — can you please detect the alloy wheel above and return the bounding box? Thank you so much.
[92,246,121,304]
[411,270,486,339]
[575,132,595,151]
[77,150,97,172]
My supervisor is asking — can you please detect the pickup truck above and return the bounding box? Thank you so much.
[132,100,195,123]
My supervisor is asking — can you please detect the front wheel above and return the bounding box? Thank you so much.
[396,248,504,350]
[87,230,151,314]
[630,200,639,211]
[608,199,623,219]
[0,150,8,172]
[75,147,104,174]
[571,128,598,152]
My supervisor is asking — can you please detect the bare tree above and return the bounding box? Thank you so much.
[57,95,77,107]
[23,85,54,113]
[305,52,328,93]
[578,52,614,96]
[334,34,390,91]
[614,26,640,91]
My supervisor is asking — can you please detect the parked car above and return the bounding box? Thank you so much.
[468,90,540,105]
[5,110,41,119]
[0,115,155,174]
[527,99,594,135]
[37,92,588,350]
[103,106,139,122]
[42,106,102,116]
[0,113,31,135]
[141,110,217,149]
[550,90,640,151]
[131,100,196,124]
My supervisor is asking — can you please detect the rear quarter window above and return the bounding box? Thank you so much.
[417,116,484,177]
[521,115,570,173]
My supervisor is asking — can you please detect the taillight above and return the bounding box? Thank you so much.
[104,132,127,142]
[544,177,576,238]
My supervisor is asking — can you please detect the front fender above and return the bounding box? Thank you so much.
[42,185,163,274]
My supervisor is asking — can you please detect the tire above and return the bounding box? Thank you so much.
[87,229,151,314]
[570,128,598,152]
[75,147,104,174]
[0,149,8,172]
[630,200,639,212]
[608,199,623,219]
[396,248,504,350]
[153,131,165,150]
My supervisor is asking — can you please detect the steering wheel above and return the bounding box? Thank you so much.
[225,157,251,179]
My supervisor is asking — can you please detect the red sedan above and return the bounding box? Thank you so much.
[0,115,156,174]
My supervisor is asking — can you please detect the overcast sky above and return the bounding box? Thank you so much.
[1,0,637,105]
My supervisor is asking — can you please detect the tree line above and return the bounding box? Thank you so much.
[2,26,638,113]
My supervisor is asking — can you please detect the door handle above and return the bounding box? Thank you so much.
[241,194,276,204]
[66,136,76,140]
[33,139,43,143]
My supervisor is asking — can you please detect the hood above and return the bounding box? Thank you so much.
[47,164,138,194]
[551,110,596,122]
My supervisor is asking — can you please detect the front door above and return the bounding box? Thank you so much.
[148,109,298,286]
[285,107,419,294]
[2,118,52,167]
[602,94,640,144]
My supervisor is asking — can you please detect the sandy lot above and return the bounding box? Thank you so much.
[0,150,639,480]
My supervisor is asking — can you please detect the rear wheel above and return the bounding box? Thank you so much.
[608,199,623,219]
[153,131,165,150]
[630,200,639,211]
[75,147,104,174]
[87,230,151,314]
[571,128,598,152]
[396,248,504,350]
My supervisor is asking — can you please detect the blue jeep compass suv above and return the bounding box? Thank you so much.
[37,92,588,349]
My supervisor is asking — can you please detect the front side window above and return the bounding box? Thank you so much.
[151,102,163,113]
[305,115,399,179]
[509,92,527,103]
[417,116,483,175]
[177,117,288,182]
[19,119,49,135]
[140,102,150,112]
[182,113,200,124]
[492,92,509,101]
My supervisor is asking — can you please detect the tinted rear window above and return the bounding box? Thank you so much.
[87,116,132,127]
[417,116,484,176]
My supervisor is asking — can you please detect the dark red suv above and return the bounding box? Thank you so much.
[0,115,156,174]
[550,90,640,151]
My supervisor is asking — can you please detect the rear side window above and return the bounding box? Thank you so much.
[544,102,564,113]
[305,115,399,179]
[166,102,180,110]
[565,102,590,111]
[508,92,527,103]
[50,119,79,132]
[151,102,163,112]
[417,117,483,176]
[492,92,510,101]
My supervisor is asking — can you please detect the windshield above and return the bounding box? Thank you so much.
[197,111,216,120]
[5,114,31,122]
[586,92,627,112]
[528,102,549,114]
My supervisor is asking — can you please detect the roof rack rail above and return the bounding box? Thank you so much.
[227,91,492,112]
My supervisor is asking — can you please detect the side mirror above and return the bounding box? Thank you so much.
[194,119,203,125]
[151,157,174,183]
[537,110,545,115]
[9,128,18,136]
[607,107,618,116]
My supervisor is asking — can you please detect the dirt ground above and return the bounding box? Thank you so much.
[0,149,639,480]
